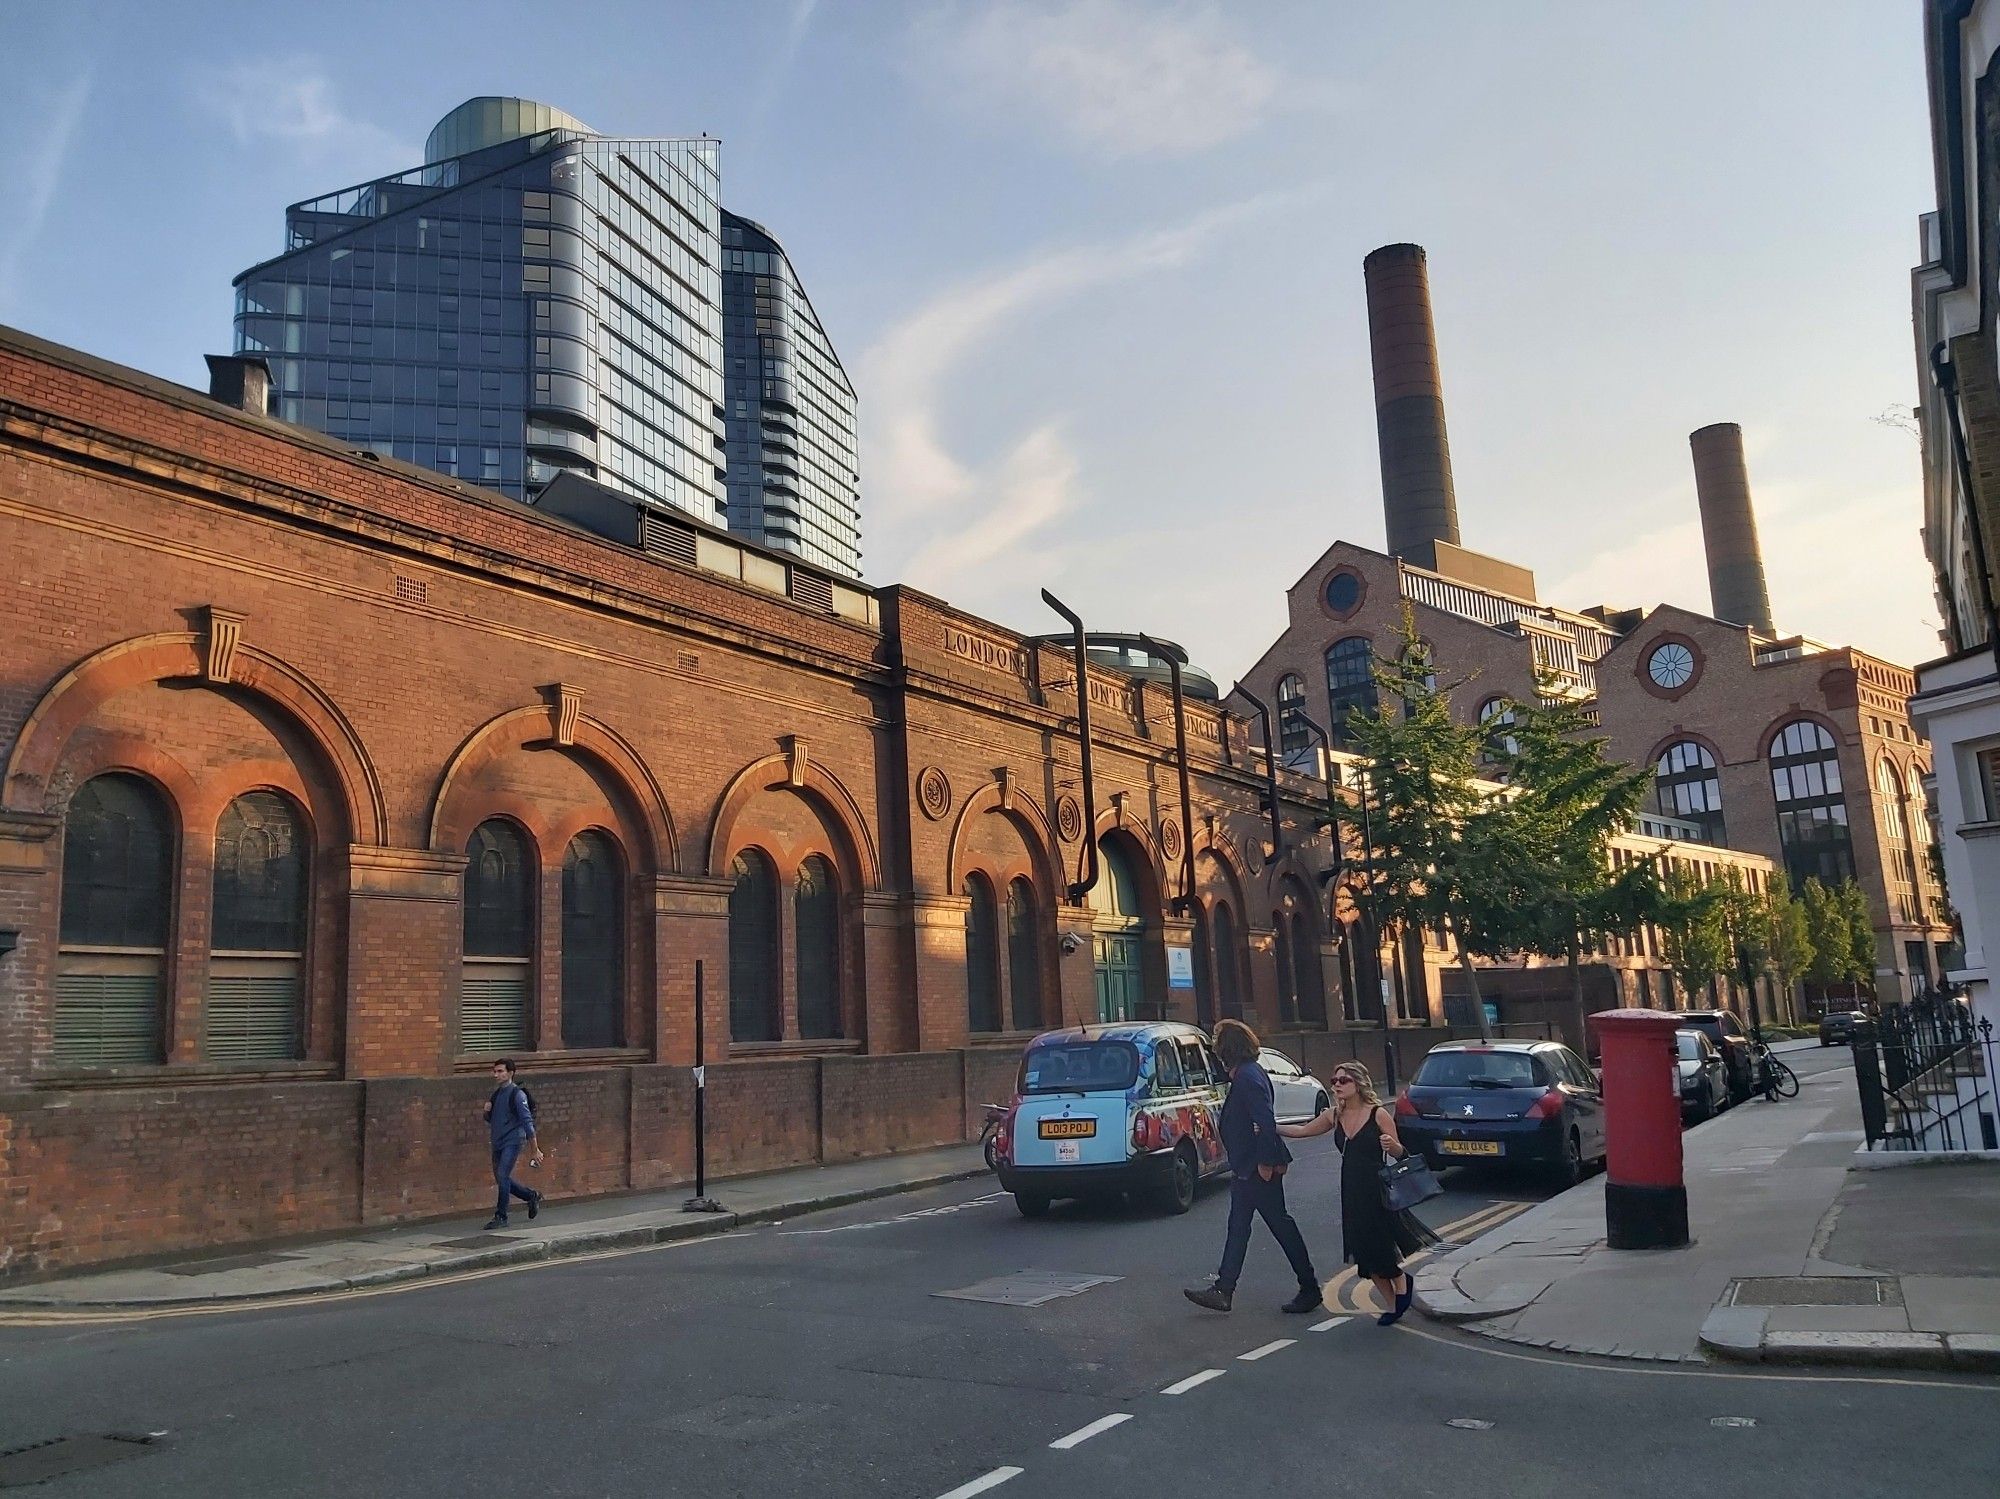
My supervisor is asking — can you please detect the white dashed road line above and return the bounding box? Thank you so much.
[1160,1368,1228,1395]
[1238,1338,1296,1361]
[1048,1413,1133,1450]
[1309,1315,1351,1332]
[934,1466,1024,1499]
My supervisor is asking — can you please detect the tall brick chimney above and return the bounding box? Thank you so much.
[205,354,271,418]
[1688,422,1776,634]
[1363,243,1461,568]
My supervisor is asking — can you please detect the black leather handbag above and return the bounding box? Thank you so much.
[1379,1151,1443,1213]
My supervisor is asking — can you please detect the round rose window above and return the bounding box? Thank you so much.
[1646,641,1696,690]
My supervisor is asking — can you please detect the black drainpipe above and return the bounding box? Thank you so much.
[1139,634,1199,917]
[1043,590,1100,904]
[1233,685,1285,863]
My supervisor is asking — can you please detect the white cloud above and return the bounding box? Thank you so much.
[911,0,1293,159]
[194,62,413,169]
[862,191,1306,597]
[0,73,91,314]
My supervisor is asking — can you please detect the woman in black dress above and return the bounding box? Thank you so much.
[1280,1061,1438,1325]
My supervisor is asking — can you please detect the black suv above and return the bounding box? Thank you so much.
[1677,1010,1756,1104]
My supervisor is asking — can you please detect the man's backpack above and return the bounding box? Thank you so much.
[515,1085,536,1121]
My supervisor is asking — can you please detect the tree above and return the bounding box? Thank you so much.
[1803,879,1850,994]
[1837,880,1879,991]
[1659,867,1733,1006]
[1763,881,1815,1024]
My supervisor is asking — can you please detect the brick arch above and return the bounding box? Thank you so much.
[1758,709,1847,761]
[3,632,385,844]
[1092,822,1164,922]
[1643,729,1728,772]
[1190,823,1251,909]
[705,753,880,891]
[945,779,1059,895]
[428,707,679,872]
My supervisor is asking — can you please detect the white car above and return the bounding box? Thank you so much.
[1259,1049,1331,1122]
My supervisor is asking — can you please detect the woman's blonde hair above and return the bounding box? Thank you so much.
[1330,1061,1382,1107]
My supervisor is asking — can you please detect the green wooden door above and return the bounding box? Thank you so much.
[1094,931,1143,1023]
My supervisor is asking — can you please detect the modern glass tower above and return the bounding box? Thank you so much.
[233,97,864,574]
[722,213,862,576]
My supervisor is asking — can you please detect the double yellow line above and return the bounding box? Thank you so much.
[1323,1198,1531,1313]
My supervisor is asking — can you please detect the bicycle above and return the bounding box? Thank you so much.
[1751,1041,1799,1101]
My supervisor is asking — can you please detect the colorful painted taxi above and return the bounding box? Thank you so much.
[992,1022,1230,1218]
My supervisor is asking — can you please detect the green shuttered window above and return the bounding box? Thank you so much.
[55,774,172,1066]
[463,820,534,1054]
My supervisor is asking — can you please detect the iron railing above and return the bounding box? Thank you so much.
[1854,990,1997,1151]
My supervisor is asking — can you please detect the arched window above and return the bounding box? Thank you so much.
[1211,902,1243,1019]
[561,830,624,1050]
[1655,740,1726,845]
[56,773,173,1065]
[1770,720,1855,889]
[1478,697,1520,766]
[964,874,1002,1034]
[728,850,780,1043]
[1877,761,1918,925]
[1273,918,1297,1024]
[208,790,308,1061]
[1324,637,1377,747]
[1006,878,1042,1031]
[462,819,534,1053]
[1276,673,1311,760]
[1290,907,1324,1024]
[795,855,842,1040]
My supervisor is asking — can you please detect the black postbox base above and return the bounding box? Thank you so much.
[1606,1181,1689,1250]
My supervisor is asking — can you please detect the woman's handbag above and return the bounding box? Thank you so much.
[1379,1151,1443,1212]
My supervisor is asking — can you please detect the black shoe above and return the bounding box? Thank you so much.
[1184,1284,1233,1313]
[1282,1287,1323,1315]
[527,1192,541,1221]
[483,1216,508,1231]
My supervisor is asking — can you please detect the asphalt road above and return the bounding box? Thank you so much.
[0,1042,1990,1498]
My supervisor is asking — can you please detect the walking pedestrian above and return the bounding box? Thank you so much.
[1184,1019,1322,1315]
[1280,1061,1438,1325]
[481,1058,544,1230]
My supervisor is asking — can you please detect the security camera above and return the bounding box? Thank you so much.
[1059,932,1083,957]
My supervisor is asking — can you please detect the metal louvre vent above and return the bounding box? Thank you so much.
[639,513,698,566]
[461,968,531,1053]
[52,964,163,1066]
[789,570,834,612]
[205,966,302,1062]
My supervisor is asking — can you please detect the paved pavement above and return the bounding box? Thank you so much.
[0,1144,991,1309]
[0,1115,1991,1499]
[1414,1042,2000,1371]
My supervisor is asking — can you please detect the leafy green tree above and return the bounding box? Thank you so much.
[1837,880,1879,991]
[1763,881,1814,1023]
[1803,878,1850,993]
[1660,867,1733,1005]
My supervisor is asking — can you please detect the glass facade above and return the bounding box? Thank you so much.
[234,98,860,574]
[721,213,862,576]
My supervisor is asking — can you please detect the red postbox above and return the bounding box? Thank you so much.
[1587,1008,1689,1250]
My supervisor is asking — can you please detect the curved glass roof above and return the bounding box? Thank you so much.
[425,97,594,163]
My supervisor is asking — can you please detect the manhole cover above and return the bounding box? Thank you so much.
[1729,1277,1900,1307]
[432,1234,523,1250]
[0,1435,161,1488]
[1446,1418,1495,1430]
[1711,1417,1758,1429]
[160,1251,300,1276]
[934,1271,1122,1307]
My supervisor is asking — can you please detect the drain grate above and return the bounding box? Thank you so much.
[0,1435,161,1488]
[160,1251,300,1277]
[1729,1276,1901,1307]
[934,1271,1121,1307]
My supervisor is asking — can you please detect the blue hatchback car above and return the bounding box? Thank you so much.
[994,1022,1232,1218]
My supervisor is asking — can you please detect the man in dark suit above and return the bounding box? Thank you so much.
[1185,1019,1321,1314]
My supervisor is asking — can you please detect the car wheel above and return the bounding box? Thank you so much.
[982,1135,1000,1172]
[1819,1038,1830,1047]
[1313,1091,1329,1117]
[1549,1129,1583,1190]
[1697,1082,1716,1123]
[1155,1145,1198,1216]
[1014,1192,1051,1219]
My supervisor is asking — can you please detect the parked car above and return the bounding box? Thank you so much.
[1259,1048,1331,1122]
[1675,1028,1729,1123]
[1677,1010,1757,1103]
[1818,1010,1872,1046]
[1394,1040,1608,1188]
[993,1022,1231,1218]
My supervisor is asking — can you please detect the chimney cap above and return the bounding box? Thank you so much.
[1363,242,1428,269]
[1689,421,1744,443]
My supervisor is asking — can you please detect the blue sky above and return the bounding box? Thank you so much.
[1,0,1943,677]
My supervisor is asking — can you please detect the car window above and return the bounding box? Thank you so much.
[1179,1040,1215,1088]
[1260,1049,1300,1078]
[1413,1050,1545,1088]
[1153,1040,1186,1093]
[1560,1049,1597,1088]
[1019,1041,1140,1095]
[1721,1015,1744,1037]
[1675,1033,1703,1061]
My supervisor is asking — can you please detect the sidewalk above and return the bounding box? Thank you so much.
[0,1144,988,1312]
[1413,1044,2000,1372]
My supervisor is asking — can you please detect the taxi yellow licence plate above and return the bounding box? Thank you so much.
[1038,1119,1097,1139]
[1440,1139,1502,1156]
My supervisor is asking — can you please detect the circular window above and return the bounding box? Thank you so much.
[1646,641,1696,690]
[1324,571,1361,614]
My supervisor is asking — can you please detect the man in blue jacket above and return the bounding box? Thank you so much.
[1185,1020,1320,1314]
[482,1058,543,1230]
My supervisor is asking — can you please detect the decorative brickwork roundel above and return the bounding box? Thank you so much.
[916,765,953,821]
[1246,838,1264,874]
[1160,818,1183,862]
[1056,794,1084,843]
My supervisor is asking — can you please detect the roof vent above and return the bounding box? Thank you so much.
[204,355,271,417]
[639,512,698,566]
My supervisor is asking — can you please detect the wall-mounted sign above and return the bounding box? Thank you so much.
[1167,945,1195,990]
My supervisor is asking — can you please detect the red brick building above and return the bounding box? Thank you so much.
[1,327,1435,1278]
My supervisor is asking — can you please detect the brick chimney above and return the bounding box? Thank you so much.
[1363,243,1461,568]
[205,354,271,418]
[1689,422,1776,634]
